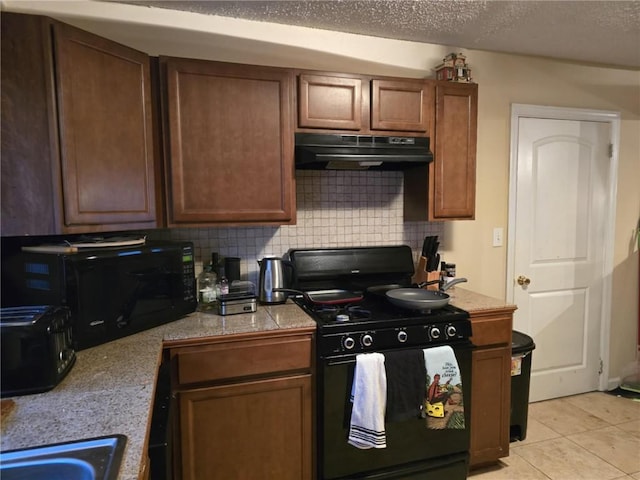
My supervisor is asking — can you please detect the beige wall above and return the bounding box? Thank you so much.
[4,0,639,382]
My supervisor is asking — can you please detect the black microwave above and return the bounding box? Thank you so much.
[1,241,197,350]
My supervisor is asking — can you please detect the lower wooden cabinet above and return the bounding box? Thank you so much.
[178,375,312,480]
[470,345,512,466]
[468,307,515,468]
[167,329,314,480]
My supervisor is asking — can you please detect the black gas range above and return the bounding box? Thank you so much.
[287,245,472,357]
[287,245,474,480]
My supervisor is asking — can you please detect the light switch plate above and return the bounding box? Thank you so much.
[492,227,503,247]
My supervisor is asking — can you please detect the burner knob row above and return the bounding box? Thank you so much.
[429,325,458,340]
[342,334,374,350]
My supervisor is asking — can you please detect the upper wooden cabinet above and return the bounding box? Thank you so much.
[161,57,296,226]
[405,81,478,221]
[296,72,432,135]
[371,79,432,132]
[432,82,478,219]
[298,73,364,130]
[1,13,158,236]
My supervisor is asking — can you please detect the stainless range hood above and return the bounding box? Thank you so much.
[295,133,433,171]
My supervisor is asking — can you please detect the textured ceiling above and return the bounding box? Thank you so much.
[111,0,640,68]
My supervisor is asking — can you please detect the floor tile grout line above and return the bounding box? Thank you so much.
[508,451,553,480]
[561,434,628,477]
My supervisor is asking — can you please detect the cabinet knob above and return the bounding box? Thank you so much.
[517,275,531,286]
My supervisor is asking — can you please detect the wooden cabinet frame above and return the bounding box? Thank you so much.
[295,71,431,136]
[167,328,314,480]
[468,307,516,467]
[404,81,478,221]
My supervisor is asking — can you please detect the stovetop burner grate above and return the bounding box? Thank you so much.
[307,302,370,318]
[294,294,466,326]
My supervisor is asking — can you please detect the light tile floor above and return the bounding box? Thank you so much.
[468,391,640,480]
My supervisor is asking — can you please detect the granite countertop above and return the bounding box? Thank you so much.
[0,301,315,480]
[448,287,517,313]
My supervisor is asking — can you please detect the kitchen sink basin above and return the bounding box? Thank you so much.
[0,434,126,480]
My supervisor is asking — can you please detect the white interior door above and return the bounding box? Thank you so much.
[508,107,617,402]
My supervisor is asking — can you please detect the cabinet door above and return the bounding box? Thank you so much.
[432,82,477,219]
[54,21,157,230]
[179,375,312,480]
[1,13,157,235]
[371,79,432,132]
[163,58,295,225]
[298,73,363,130]
[470,345,511,467]
[1,13,60,235]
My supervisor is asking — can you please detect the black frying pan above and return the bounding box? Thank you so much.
[273,288,364,305]
[365,281,434,296]
[385,289,450,310]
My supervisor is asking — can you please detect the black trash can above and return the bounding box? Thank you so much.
[510,330,536,442]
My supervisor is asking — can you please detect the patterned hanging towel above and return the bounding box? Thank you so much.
[348,352,387,449]
[423,346,466,430]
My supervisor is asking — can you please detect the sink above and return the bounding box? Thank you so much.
[0,434,126,480]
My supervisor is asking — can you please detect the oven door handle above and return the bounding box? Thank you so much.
[325,357,357,366]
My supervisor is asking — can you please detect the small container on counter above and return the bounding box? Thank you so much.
[197,262,217,312]
[216,281,257,316]
[216,293,257,316]
[439,262,457,287]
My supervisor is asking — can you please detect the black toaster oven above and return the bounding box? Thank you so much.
[0,305,76,398]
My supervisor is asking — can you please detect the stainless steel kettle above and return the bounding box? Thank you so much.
[257,257,293,304]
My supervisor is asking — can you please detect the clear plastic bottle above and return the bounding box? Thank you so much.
[216,266,229,297]
[219,276,229,296]
[197,262,217,311]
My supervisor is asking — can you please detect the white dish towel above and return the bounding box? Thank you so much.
[348,352,387,449]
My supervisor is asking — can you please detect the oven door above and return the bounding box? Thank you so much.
[318,341,473,480]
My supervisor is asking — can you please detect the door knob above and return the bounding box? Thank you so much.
[517,275,531,286]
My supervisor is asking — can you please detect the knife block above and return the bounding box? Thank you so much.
[413,256,440,290]
[425,271,440,291]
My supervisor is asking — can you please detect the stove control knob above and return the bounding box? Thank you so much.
[343,336,356,350]
[397,331,408,343]
[361,334,373,347]
[430,327,441,340]
[446,325,457,338]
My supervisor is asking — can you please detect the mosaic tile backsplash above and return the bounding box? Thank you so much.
[149,171,444,285]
